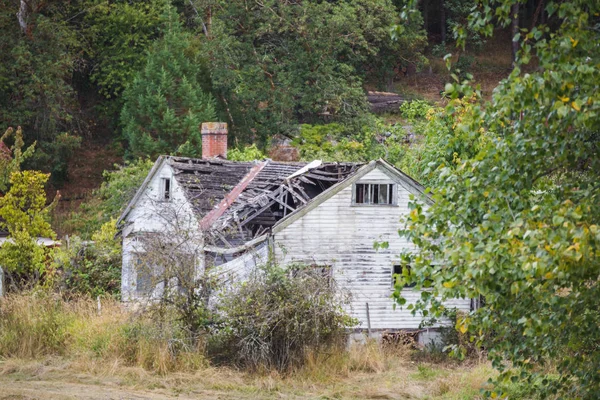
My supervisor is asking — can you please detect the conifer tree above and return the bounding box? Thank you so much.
[121,18,216,158]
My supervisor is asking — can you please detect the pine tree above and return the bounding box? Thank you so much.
[121,20,216,158]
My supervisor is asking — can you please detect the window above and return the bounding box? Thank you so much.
[160,178,171,201]
[354,183,395,205]
[392,265,415,288]
[135,256,153,294]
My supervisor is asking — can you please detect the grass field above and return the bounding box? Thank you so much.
[0,355,494,399]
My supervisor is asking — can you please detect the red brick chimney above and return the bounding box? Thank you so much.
[201,122,228,159]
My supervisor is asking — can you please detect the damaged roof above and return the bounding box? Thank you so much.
[120,155,427,252]
[167,157,363,245]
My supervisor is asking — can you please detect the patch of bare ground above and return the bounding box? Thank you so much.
[0,357,493,399]
[51,138,122,236]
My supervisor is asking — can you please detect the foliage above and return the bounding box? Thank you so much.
[213,263,356,371]
[83,0,174,99]
[228,144,266,162]
[396,0,600,397]
[121,19,216,158]
[452,54,475,81]
[0,127,36,193]
[0,171,56,291]
[445,0,484,50]
[70,158,154,237]
[206,0,425,144]
[54,220,121,299]
[393,95,488,188]
[0,1,82,176]
[399,100,433,121]
[293,121,390,162]
[30,133,82,185]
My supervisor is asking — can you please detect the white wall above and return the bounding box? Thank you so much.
[121,161,202,302]
[273,165,471,330]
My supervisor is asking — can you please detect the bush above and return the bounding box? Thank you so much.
[54,220,121,298]
[399,100,433,121]
[212,264,356,371]
[228,144,266,161]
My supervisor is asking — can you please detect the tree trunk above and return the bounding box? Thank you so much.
[422,0,429,34]
[440,0,446,43]
[17,0,29,33]
[511,2,520,68]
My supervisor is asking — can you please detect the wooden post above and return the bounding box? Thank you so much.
[366,302,372,337]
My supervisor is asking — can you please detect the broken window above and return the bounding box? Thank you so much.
[160,177,171,201]
[354,183,395,205]
[135,256,153,294]
[392,265,415,288]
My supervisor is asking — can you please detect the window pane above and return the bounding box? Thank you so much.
[379,184,388,204]
[355,184,365,203]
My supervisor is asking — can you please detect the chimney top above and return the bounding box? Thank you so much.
[201,122,228,159]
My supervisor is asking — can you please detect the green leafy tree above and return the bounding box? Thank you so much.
[0,1,82,171]
[0,171,56,292]
[121,22,217,158]
[0,127,36,193]
[206,0,425,145]
[397,0,600,397]
[83,0,174,98]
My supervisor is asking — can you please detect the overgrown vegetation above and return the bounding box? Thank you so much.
[397,0,600,397]
[212,264,355,371]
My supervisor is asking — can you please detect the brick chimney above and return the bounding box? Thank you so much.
[201,122,228,159]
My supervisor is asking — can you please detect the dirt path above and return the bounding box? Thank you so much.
[0,377,254,400]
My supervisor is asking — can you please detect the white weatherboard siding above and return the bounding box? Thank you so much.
[273,166,471,330]
[121,161,202,302]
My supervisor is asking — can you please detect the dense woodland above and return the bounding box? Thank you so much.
[0,0,599,398]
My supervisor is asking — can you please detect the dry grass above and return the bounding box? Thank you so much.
[0,294,495,399]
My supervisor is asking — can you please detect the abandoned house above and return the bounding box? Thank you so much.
[118,122,471,341]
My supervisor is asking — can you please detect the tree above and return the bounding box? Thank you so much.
[121,21,217,158]
[0,171,57,292]
[83,0,174,99]
[0,127,36,193]
[206,0,426,145]
[396,0,600,397]
[0,1,82,171]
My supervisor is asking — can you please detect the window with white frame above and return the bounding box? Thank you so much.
[353,183,396,205]
[160,177,171,201]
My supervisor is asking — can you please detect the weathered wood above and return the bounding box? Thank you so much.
[367,91,405,114]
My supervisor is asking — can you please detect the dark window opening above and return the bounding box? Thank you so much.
[161,178,171,201]
[354,183,395,205]
[392,265,416,288]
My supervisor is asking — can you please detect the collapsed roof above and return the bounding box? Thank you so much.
[167,157,363,247]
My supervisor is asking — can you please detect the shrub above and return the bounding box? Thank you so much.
[212,264,356,371]
[54,220,121,298]
[228,144,266,161]
[399,100,433,121]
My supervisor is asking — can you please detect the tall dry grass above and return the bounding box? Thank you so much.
[0,293,206,374]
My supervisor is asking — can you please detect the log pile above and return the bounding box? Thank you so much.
[368,91,405,114]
